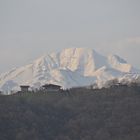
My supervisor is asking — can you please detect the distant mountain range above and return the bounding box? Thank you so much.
[0,48,140,93]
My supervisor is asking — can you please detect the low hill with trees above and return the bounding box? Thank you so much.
[0,85,140,140]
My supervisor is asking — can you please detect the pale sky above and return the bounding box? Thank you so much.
[0,0,140,73]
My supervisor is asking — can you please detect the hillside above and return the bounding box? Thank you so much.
[0,85,140,140]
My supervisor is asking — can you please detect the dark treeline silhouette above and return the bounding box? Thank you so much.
[0,85,140,140]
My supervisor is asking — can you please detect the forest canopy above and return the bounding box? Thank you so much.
[0,85,140,140]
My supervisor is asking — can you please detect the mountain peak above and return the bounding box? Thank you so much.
[0,48,140,93]
[108,54,127,64]
[107,54,132,73]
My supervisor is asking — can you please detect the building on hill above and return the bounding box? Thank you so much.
[42,84,61,92]
[20,85,30,92]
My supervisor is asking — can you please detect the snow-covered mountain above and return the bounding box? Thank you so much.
[0,48,140,93]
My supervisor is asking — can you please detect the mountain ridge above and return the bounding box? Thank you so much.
[0,47,140,93]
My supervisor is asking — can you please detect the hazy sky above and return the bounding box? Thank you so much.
[0,0,140,73]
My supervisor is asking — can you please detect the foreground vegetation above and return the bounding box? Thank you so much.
[0,85,140,140]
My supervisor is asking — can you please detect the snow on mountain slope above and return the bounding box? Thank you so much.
[0,47,140,93]
[57,48,108,76]
[107,54,132,72]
